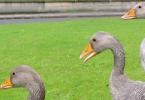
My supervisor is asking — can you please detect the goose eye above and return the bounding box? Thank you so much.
[138,5,142,8]
[92,38,96,42]
[12,72,15,75]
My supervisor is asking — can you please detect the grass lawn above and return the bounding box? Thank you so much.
[0,17,144,100]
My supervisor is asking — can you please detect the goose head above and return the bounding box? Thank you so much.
[121,3,145,19]
[80,32,116,63]
[0,65,45,100]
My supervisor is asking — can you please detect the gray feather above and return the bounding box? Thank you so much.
[141,38,145,71]
[87,32,145,100]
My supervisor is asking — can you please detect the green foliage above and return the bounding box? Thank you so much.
[0,18,144,100]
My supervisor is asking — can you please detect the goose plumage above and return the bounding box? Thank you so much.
[141,38,145,71]
[0,65,45,100]
[80,32,145,100]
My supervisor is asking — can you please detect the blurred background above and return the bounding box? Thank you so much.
[0,0,144,19]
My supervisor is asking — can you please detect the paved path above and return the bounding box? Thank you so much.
[0,17,101,24]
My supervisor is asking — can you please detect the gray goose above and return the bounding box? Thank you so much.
[80,32,145,100]
[0,65,45,100]
[122,2,145,19]
[141,38,145,71]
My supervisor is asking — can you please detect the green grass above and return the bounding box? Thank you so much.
[0,17,144,100]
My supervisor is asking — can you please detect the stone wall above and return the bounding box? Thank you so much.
[0,2,139,14]
[0,0,142,3]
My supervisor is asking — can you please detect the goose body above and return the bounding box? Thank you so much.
[141,38,145,71]
[80,32,145,100]
[122,2,145,19]
[0,65,45,100]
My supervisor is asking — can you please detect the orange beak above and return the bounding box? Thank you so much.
[80,43,97,63]
[0,79,13,89]
[121,8,136,19]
